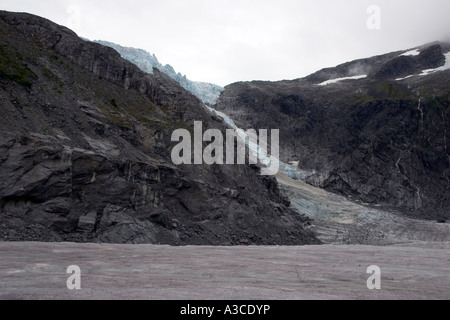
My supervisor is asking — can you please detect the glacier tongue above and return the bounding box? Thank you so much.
[205,105,314,179]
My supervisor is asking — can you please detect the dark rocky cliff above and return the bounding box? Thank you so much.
[215,43,450,221]
[0,11,319,245]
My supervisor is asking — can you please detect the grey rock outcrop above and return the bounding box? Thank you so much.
[373,44,446,79]
[0,11,318,245]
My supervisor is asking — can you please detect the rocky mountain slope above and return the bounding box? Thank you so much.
[0,11,319,245]
[214,42,450,221]
[94,40,223,105]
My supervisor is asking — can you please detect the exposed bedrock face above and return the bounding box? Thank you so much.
[0,11,319,245]
[214,44,450,221]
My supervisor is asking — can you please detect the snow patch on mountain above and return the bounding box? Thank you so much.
[395,75,415,81]
[94,41,223,104]
[318,75,367,86]
[418,52,450,75]
[396,52,450,80]
[400,49,421,57]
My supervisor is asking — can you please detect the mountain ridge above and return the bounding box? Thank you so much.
[94,40,223,105]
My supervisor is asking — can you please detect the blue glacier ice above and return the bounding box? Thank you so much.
[205,106,315,179]
[94,40,223,105]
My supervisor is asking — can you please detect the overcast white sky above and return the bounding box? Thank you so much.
[1,0,450,86]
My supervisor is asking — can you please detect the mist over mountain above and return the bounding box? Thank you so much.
[94,40,223,105]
